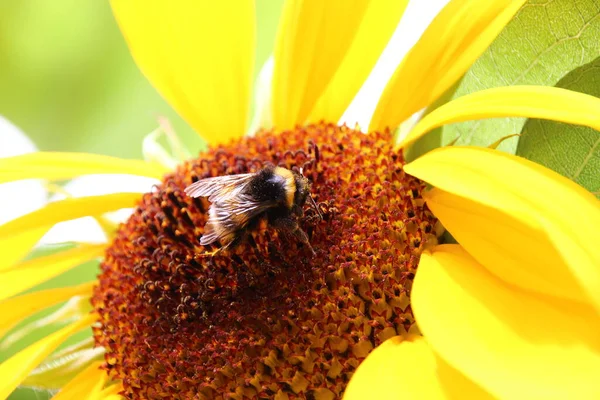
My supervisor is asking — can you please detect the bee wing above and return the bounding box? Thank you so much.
[184,173,254,202]
[200,193,276,246]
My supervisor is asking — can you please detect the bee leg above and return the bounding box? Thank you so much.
[197,247,223,258]
[200,236,240,258]
[296,228,316,257]
[273,218,316,256]
[222,234,244,253]
[208,239,234,258]
[209,246,225,258]
[214,231,251,257]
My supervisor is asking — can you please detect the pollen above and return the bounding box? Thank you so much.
[91,123,440,399]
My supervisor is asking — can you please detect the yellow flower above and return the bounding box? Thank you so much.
[345,147,600,399]
[2,0,600,398]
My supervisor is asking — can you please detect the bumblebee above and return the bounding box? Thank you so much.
[185,166,319,255]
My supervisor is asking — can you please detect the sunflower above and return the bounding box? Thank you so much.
[2,0,600,399]
[345,146,600,399]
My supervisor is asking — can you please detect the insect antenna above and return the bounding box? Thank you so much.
[308,193,322,220]
[300,166,322,221]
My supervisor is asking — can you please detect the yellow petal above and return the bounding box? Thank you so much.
[344,335,493,400]
[0,192,132,272]
[0,193,141,239]
[0,313,95,399]
[0,281,95,339]
[53,361,108,400]
[423,188,587,304]
[99,382,124,398]
[306,0,408,124]
[370,0,525,132]
[0,152,167,183]
[401,85,600,148]
[1,227,49,271]
[111,0,255,143]
[404,146,600,312]
[0,245,104,301]
[413,245,600,399]
[23,339,103,390]
[248,56,275,134]
[273,0,404,129]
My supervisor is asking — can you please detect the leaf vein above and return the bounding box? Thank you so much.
[572,134,600,180]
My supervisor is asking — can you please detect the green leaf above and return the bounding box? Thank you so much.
[517,57,600,198]
[418,0,600,156]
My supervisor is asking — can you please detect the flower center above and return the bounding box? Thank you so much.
[92,122,439,399]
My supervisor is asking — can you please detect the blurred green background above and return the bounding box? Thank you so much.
[0,1,284,398]
[0,0,283,157]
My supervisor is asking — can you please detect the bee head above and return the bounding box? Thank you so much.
[292,171,311,208]
[293,169,321,219]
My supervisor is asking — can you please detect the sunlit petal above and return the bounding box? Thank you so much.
[340,1,451,130]
[0,116,37,158]
[0,152,167,183]
[40,175,158,246]
[0,282,95,338]
[0,314,95,399]
[404,146,600,312]
[401,85,600,148]
[413,246,600,399]
[422,188,587,303]
[273,0,406,129]
[23,338,104,390]
[0,245,104,301]
[1,296,92,353]
[99,382,124,398]
[248,56,275,134]
[306,0,408,124]
[111,0,255,143]
[1,227,49,271]
[370,0,525,132]
[344,335,493,400]
[0,193,141,239]
[0,117,48,230]
[53,361,108,400]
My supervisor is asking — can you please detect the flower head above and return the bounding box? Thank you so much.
[93,123,439,398]
[3,0,600,399]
